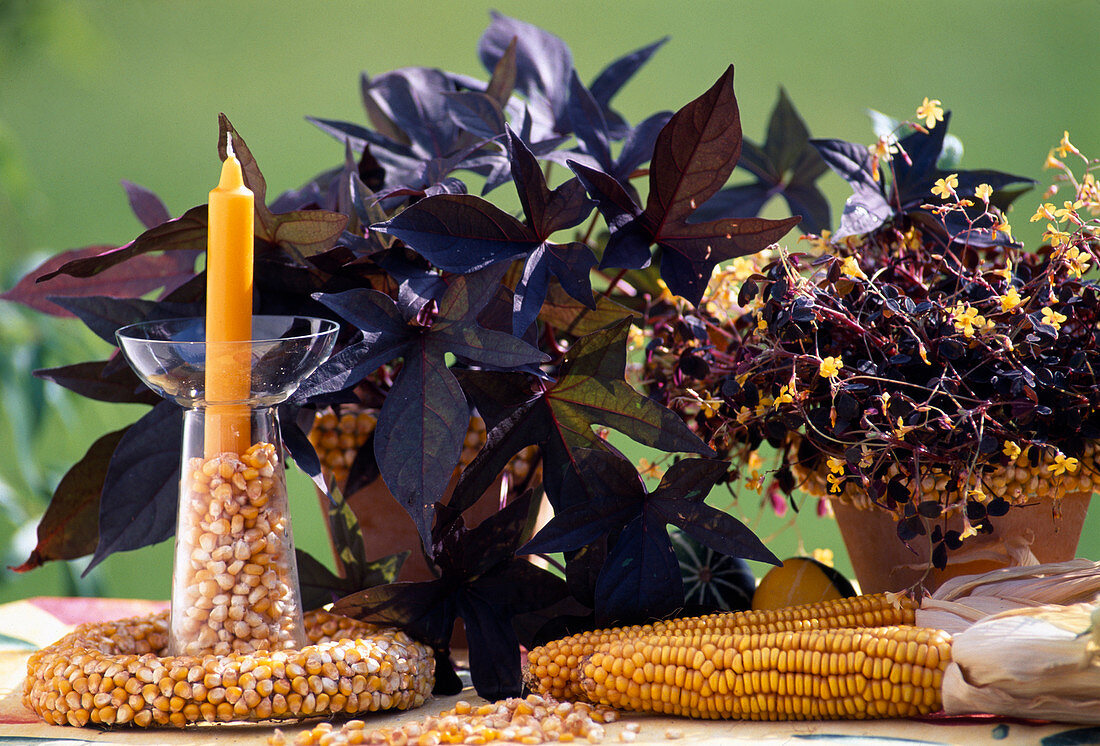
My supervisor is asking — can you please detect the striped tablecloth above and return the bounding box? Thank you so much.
[0,597,1089,745]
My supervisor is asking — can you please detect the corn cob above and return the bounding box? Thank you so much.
[24,609,434,728]
[580,625,952,720]
[526,592,917,701]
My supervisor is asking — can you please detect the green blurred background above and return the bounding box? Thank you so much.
[0,0,1097,603]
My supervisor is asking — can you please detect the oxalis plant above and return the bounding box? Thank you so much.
[647,104,1100,572]
[0,12,857,699]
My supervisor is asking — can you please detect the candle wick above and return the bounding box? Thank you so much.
[226,133,236,160]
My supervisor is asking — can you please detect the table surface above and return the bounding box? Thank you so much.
[0,597,1093,745]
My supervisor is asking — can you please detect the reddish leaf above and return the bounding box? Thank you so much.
[3,243,200,316]
[218,115,348,260]
[646,65,741,230]
[11,428,126,572]
[34,205,208,283]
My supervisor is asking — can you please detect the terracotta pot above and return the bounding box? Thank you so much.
[832,492,1092,593]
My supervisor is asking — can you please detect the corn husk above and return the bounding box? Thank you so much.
[915,559,1100,635]
[942,602,1100,723]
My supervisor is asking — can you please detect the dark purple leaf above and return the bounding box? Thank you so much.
[279,405,327,493]
[86,402,183,573]
[297,289,412,400]
[459,591,523,699]
[568,72,612,169]
[360,71,411,146]
[374,194,533,273]
[444,91,508,140]
[783,183,833,237]
[690,182,774,224]
[120,180,171,229]
[655,213,800,305]
[47,296,200,345]
[308,116,423,179]
[588,36,668,138]
[361,68,463,160]
[333,578,455,649]
[506,128,593,237]
[512,241,597,335]
[811,138,894,237]
[10,428,126,572]
[375,347,469,550]
[536,282,636,336]
[567,161,643,234]
[478,11,573,135]
[615,111,672,181]
[455,319,712,517]
[595,515,682,625]
[34,360,159,405]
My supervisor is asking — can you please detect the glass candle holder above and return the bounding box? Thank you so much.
[116,316,338,657]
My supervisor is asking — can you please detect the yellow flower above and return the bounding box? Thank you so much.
[959,516,979,540]
[1055,130,1079,159]
[826,456,846,475]
[1049,452,1080,476]
[991,219,1013,243]
[1000,287,1026,312]
[974,183,993,203]
[1063,246,1091,278]
[1030,203,1058,223]
[1044,149,1065,171]
[841,255,867,280]
[1041,306,1067,330]
[868,136,900,182]
[966,488,987,503]
[916,97,945,128]
[1003,441,1022,461]
[931,173,959,200]
[1055,199,1085,223]
[736,406,754,424]
[1044,223,1072,247]
[811,547,835,567]
[951,302,985,338]
[774,384,794,407]
[757,316,768,332]
[747,451,763,471]
[826,472,845,494]
[818,356,844,379]
[858,448,874,469]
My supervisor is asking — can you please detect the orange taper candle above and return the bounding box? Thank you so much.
[204,136,254,456]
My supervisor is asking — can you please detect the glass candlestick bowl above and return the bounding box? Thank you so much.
[116,316,338,656]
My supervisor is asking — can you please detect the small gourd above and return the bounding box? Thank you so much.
[670,528,755,614]
[752,556,855,610]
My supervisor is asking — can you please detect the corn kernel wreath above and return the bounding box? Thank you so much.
[24,608,434,728]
